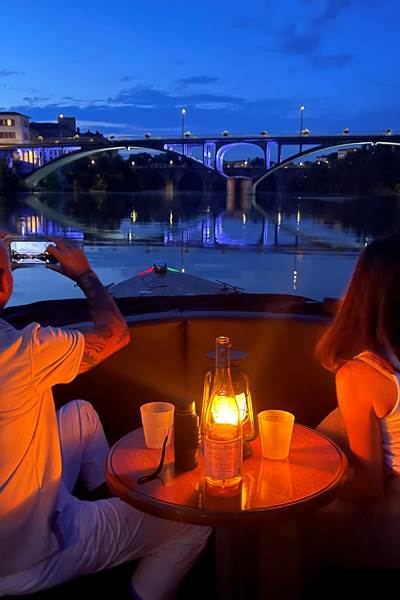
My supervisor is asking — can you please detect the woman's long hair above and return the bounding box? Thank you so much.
[317,234,400,372]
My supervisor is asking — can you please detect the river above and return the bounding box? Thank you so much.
[1,190,399,306]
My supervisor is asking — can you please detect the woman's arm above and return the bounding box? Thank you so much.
[335,360,395,503]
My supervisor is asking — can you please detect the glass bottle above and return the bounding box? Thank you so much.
[204,336,243,491]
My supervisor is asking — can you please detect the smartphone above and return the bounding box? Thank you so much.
[10,240,58,265]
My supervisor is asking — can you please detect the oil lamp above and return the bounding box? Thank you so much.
[201,348,256,458]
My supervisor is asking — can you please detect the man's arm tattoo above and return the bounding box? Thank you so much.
[77,272,130,373]
[78,271,123,315]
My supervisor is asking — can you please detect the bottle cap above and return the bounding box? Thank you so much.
[175,401,196,415]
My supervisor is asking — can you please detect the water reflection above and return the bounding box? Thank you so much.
[0,190,399,305]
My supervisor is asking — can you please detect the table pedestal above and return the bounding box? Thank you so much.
[215,519,300,600]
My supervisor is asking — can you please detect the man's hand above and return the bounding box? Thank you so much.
[46,237,92,282]
[0,230,14,245]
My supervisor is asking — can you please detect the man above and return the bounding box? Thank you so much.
[0,235,210,599]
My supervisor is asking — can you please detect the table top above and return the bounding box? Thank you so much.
[106,425,348,526]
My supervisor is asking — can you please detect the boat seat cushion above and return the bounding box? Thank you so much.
[54,317,186,444]
[54,311,337,440]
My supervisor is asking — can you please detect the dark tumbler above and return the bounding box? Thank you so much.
[174,401,200,471]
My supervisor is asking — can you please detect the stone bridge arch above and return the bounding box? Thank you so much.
[215,141,269,177]
[25,144,219,189]
[25,146,127,188]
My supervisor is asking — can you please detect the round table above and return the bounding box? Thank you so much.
[106,425,348,599]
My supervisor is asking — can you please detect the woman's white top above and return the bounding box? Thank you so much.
[356,351,400,474]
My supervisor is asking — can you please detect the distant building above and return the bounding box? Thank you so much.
[75,127,105,140]
[30,116,105,142]
[0,112,30,145]
[30,115,77,141]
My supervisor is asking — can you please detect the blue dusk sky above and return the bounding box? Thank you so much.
[1,0,399,137]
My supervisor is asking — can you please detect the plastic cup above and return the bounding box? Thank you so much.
[257,410,295,460]
[140,402,175,449]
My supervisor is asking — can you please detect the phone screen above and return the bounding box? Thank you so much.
[10,241,55,265]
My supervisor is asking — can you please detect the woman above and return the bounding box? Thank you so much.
[312,233,400,569]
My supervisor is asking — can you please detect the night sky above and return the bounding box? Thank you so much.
[1,0,399,137]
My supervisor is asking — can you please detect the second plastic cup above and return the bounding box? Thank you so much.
[140,402,175,449]
[257,409,295,459]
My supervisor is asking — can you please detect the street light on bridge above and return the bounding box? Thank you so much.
[299,105,305,153]
[59,114,64,139]
[181,108,186,138]
[181,108,186,160]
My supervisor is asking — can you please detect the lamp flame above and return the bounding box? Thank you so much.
[211,394,240,426]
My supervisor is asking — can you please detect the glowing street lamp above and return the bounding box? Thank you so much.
[181,108,186,157]
[59,114,64,139]
[299,105,305,153]
[181,108,186,138]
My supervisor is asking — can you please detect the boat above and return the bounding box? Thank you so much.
[108,262,244,297]
[1,269,372,600]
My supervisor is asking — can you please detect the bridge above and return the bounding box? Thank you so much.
[1,132,399,192]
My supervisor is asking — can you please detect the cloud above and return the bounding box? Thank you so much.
[193,102,236,110]
[0,68,21,77]
[119,75,141,82]
[22,95,52,105]
[77,119,127,129]
[279,24,321,56]
[308,0,354,25]
[309,53,352,69]
[107,85,173,108]
[174,76,220,90]
[62,95,84,103]
[106,85,245,110]
[8,93,400,137]
[237,0,355,70]
[271,23,352,69]
[7,90,275,135]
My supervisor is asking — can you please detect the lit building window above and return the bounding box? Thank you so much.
[0,118,16,127]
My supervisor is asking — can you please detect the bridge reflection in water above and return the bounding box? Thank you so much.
[4,190,397,304]
[8,192,368,257]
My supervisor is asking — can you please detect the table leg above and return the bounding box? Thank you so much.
[215,520,300,599]
[257,519,300,599]
[215,525,259,600]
